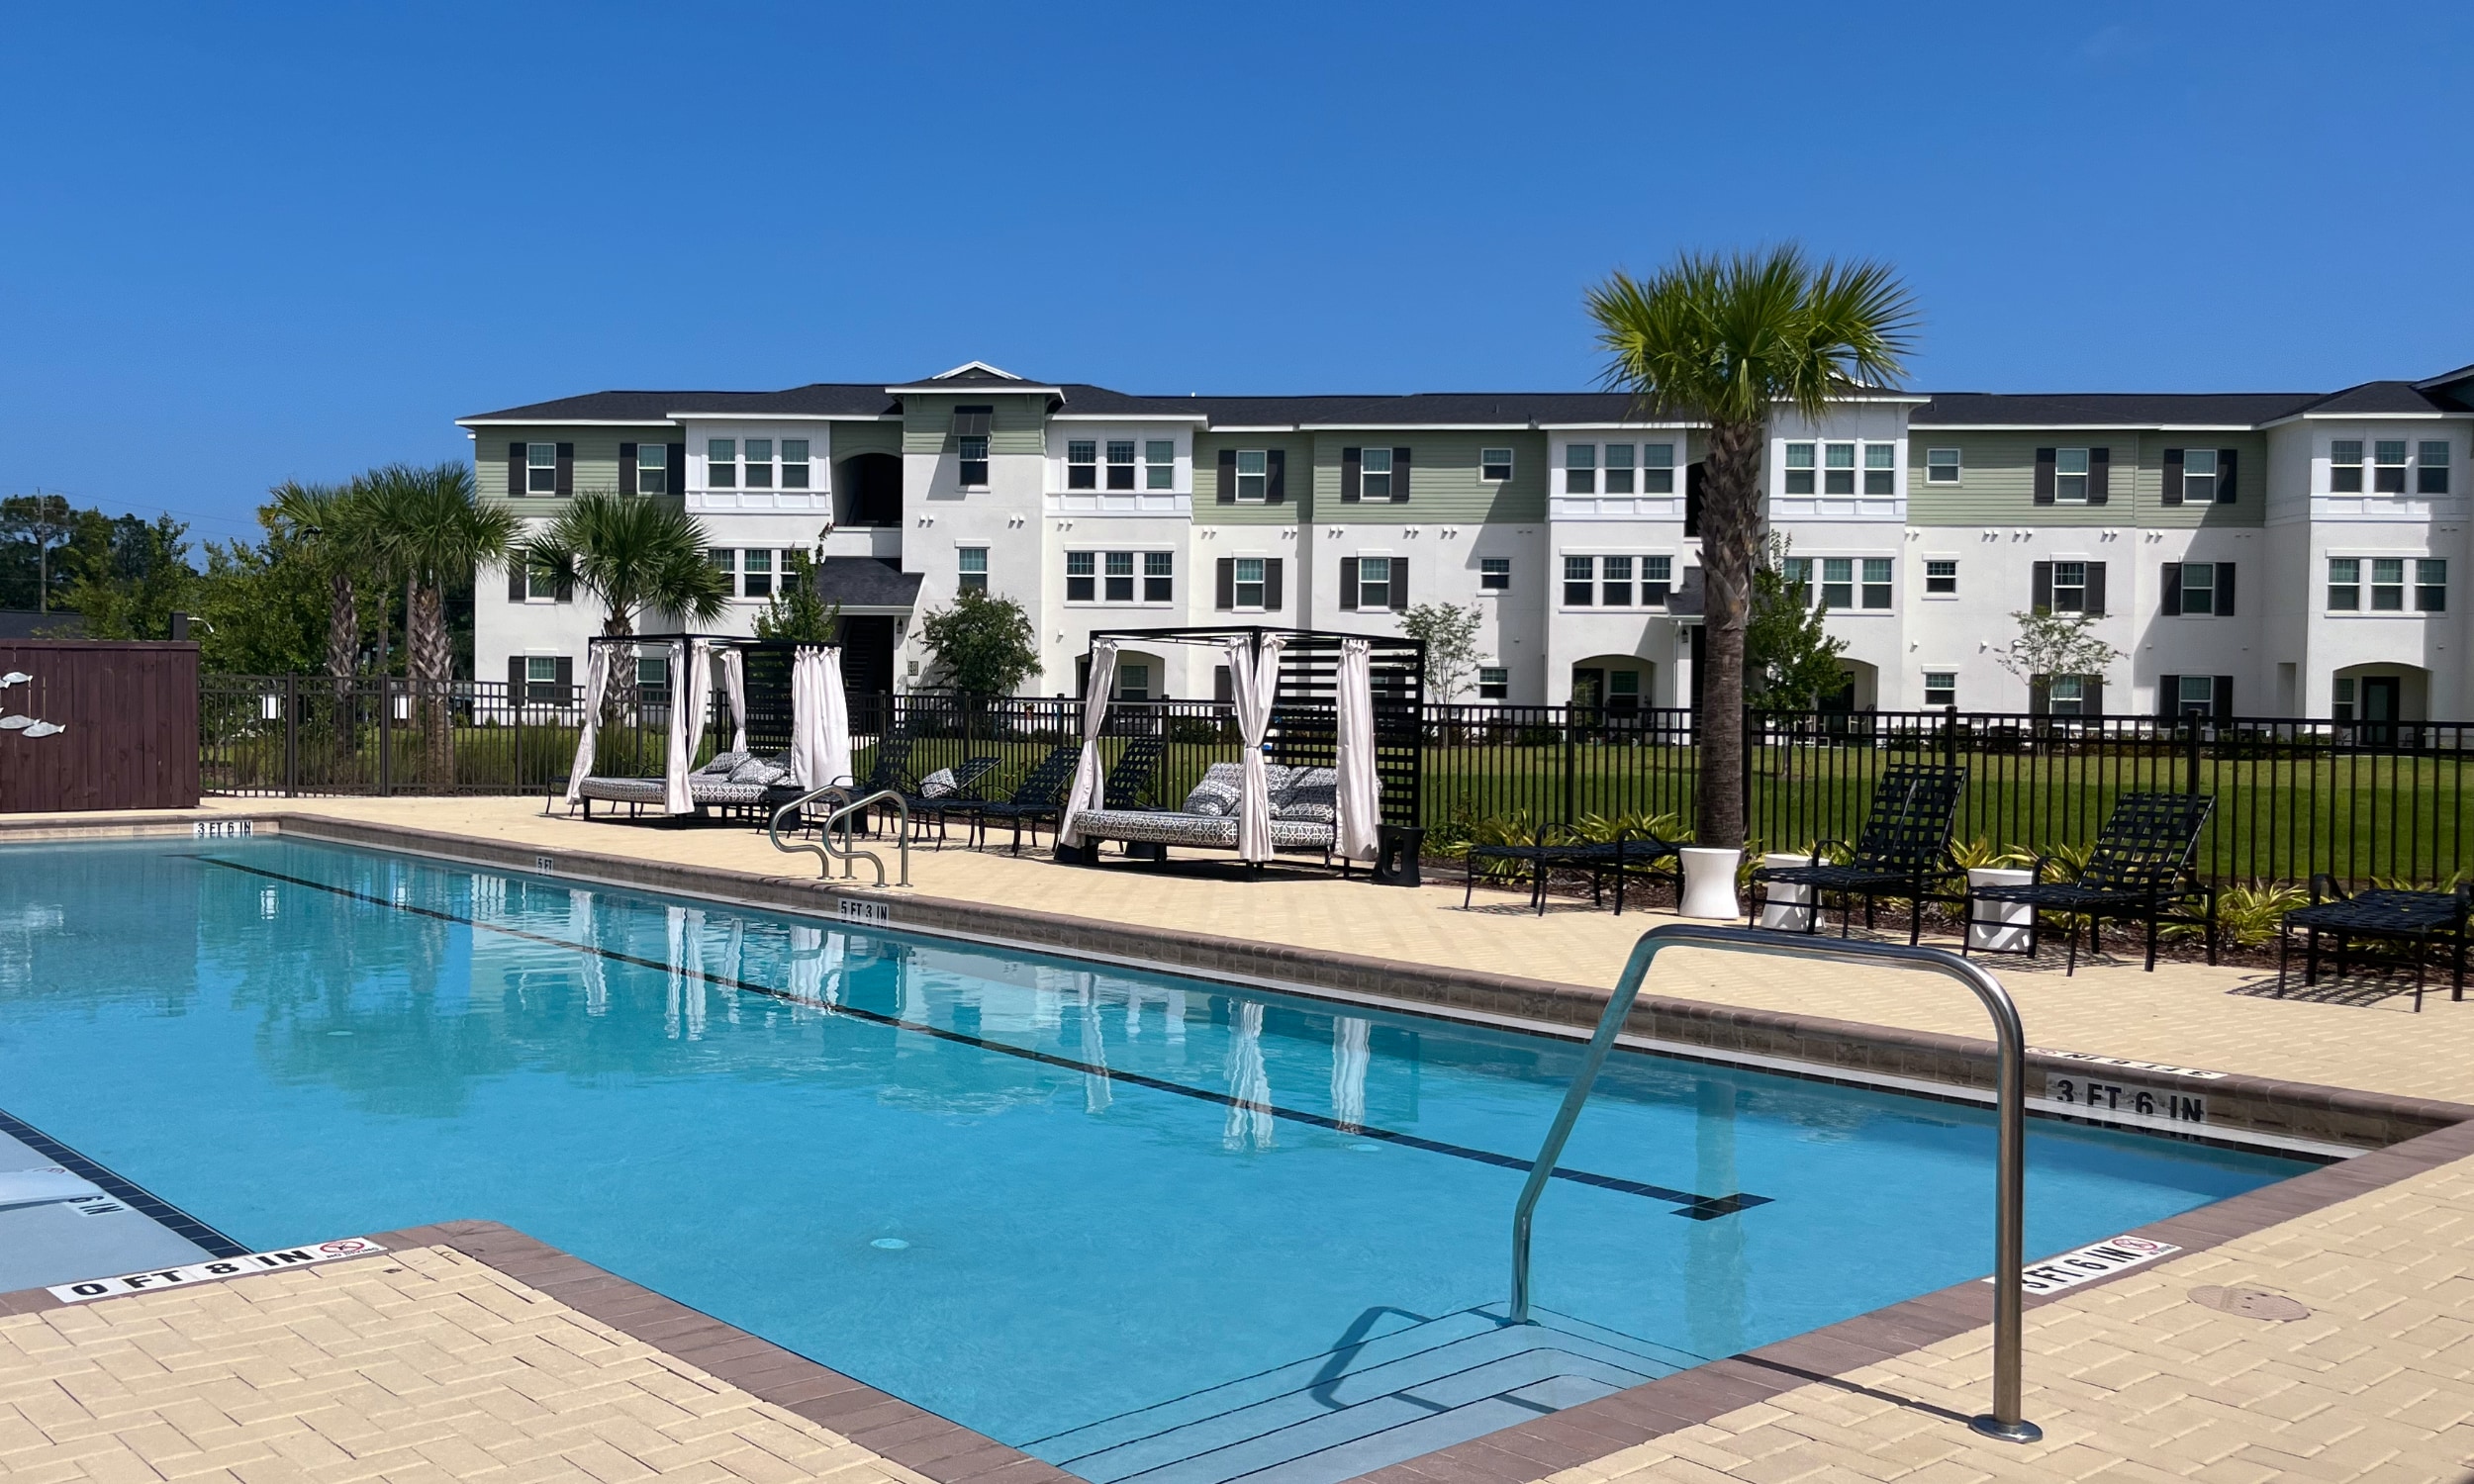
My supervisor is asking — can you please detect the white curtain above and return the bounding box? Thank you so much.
[790,646,829,788]
[1335,638,1380,861]
[716,647,748,754]
[1223,999,1275,1151]
[818,647,852,790]
[562,643,613,804]
[1332,1016,1371,1133]
[1058,641,1118,847]
[1226,633,1285,863]
[664,640,714,814]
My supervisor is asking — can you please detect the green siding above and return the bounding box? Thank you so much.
[474,425,678,506]
[901,393,1049,455]
[1906,431,2266,527]
[1308,430,1548,523]
[828,420,903,460]
[1191,431,1315,525]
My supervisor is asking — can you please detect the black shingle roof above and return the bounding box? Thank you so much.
[461,385,900,421]
[2301,381,2456,416]
[1912,392,2328,426]
[811,558,923,609]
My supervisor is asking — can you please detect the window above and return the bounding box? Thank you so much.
[2180,562,2216,615]
[956,407,992,487]
[958,547,988,594]
[525,656,559,701]
[1601,555,1633,607]
[526,442,558,494]
[1643,443,1675,494]
[712,547,735,588]
[741,548,773,599]
[1820,557,1854,608]
[1119,664,1150,702]
[2182,448,2218,504]
[2328,558,2359,610]
[524,561,558,601]
[1234,557,1266,608]
[707,438,736,489]
[2176,676,2217,716]
[2419,558,2448,612]
[636,443,668,495]
[1564,444,1595,494]
[1104,551,1135,602]
[1824,443,1856,495]
[1106,440,1136,491]
[1783,442,1815,495]
[1564,555,1593,606]
[1479,557,1511,591]
[2372,557,2405,610]
[1861,558,1892,609]
[1144,551,1174,603]
[1477,666,1508,700]
[1863,444,1895,496]
[1361,446,1393,501]
[1644,555,1671,605]
[1603,443,1635,495]
[1068,440,1097,489]
[1608,671,1640,712]
[2331,440,2363,493]
[2421,441,2452,496]
[1924,672,1956,708]
[1925,559,1957,596]
[2375,440,2408,494]
[2047,675,2088,717]
[2051,561,2088,613]
[635,656,667,693]
[1358,555,1393,609]
[1783,556,1812,599]
[2054,448,2090,503]
[739,438,771,490]
[1235,449,1267,501]
[1480,447,1514,482]
[782,439,810,489]
[1926,448,1960,484]
[1145,440,1175,491]
[1066,552,1094,602]
[2333,678,2357,721]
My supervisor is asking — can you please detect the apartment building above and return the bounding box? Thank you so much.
[461,359,2474,722]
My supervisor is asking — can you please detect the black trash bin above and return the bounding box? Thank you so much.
[1372,825,1424,886]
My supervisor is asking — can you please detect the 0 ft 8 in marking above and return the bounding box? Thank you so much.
[2048,1075,2208,1124]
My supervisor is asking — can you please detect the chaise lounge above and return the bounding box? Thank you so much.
[1066,761,1342,860]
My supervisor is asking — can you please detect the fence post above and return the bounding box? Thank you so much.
[1944,703,1959,771]
[512,679,523,795]
[283,674,298,797]
[379,678,393,796]
[1561,716,1576,826]
[2185,718,2202,797]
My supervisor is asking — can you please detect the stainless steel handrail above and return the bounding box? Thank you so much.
[767,785,912,887]
[1507,923,2041,1445]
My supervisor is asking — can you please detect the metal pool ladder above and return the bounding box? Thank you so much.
[1507,922,2042,1445]
[768,785,912,887]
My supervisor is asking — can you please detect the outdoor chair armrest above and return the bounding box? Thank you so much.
[2309,872,2346,905]
[1806,837,1852,870]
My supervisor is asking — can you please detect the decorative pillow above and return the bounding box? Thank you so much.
[729,757,789,787]
[1275,767,1339,824]
[699,750,749,776]
[1181,762,1246,817]
[916,767,959,798]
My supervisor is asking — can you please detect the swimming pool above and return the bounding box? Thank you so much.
[0,838,2308,1483]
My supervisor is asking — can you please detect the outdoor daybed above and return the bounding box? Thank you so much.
[1068,761,1342,858]
[574,750,795,818]
[561,635,851,822]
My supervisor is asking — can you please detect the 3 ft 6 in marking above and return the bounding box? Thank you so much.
[2048,1076,2208,1124]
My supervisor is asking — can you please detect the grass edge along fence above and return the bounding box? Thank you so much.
[200,676,2468,888]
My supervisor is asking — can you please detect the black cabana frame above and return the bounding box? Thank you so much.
[563,633,840,819]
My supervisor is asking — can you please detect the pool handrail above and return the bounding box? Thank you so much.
[1506,922,2041,1445]
[768,784,912,887]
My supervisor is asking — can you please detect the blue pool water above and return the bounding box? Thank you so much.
[0,839,2305,1478]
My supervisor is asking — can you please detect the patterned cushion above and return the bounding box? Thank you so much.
[729,756,789,787]
[1072,808,1336,850]
[699,750,749,777]
[1275,767,1338,824]
[1181,762,1245,816]
[579,776,667,803]
[691,779,770,804]
[916,767,959,798]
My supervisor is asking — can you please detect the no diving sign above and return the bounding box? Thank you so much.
[48,1237,387,1302]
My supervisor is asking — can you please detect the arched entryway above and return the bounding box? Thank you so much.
[1570,655,1656,718]
[1819,659,1877,713]
[836,453,903,527]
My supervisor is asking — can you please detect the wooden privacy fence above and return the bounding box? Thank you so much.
[0,640,199,811]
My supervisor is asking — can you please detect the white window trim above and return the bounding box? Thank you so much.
[1924,448,1961,484]
[1479,447,1515,483]
[1055,428,1189,495]
[1920,555,1959,601]
[1554,550,1675,610]
[1063,547,1181,606]
[2323,552,2441,616]
[1796,554,1899,612]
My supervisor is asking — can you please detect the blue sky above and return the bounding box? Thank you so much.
[6,1,2472,543]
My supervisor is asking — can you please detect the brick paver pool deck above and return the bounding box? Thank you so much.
[10,797,2474,1480]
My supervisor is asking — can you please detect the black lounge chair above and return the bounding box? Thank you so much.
[1465,826,1685,916]
[957,744,1080,854]
[2277,877,2469,1011]
[900,755,999,848]
[1965,792,2217,974]
[1752,764,1968,945]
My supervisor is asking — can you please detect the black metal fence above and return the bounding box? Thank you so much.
[200,676,2470,886]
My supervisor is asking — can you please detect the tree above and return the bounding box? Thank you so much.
[522,490,729,713]
[918,589,1038,697]
[63,513,196,639]
[1746,539,1847,709]
[363,461,520,780]
[0,494,76,612]
[753,534,840,645]
[1996,609,2124,708]
[1399,600,1486,702]
[264,480,373,693]
[192,529,332,675]
[1588,245,1916,847]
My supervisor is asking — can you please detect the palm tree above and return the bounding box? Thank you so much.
[364,461,521,783]
[1587,246,1915,848]
[264,480,370,699]
[522,491,729,715]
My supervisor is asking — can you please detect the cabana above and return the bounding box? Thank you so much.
[562,634,851,820]
[1055,626,1423,877]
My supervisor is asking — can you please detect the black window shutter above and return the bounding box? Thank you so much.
[2085,562,2107,616]
[2034,449,2056,506]
[1342,448,1362,503]
[2087,447,2110,506]
[1217,448,1236,505]
[619,442,637,497]
[2218,562,2234,616]
[1339,557,1359,609]
[1264,558,1284,609]
[1393,446,1411,503]
[2162,448,2184,506]
[1214,666,1232,704]
[2160,562,2182,616]
[1266,449,1285,504]
[555,442,574,497]
[2214,675,2235,719]
[2030,676,2050,714]
[1215,558,1235,610]
[508,441,526,499]
[555,656,574,694]
[1684,461,1704,536]
[2219,448,2238,504]
[1390,557,1407,609]
[2085,680,2104,717]
[507,559,525,603]
[2032,561,2052,612]
[2157,676,2181,719]
[667,442,686,493]
[507,655,524,697]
